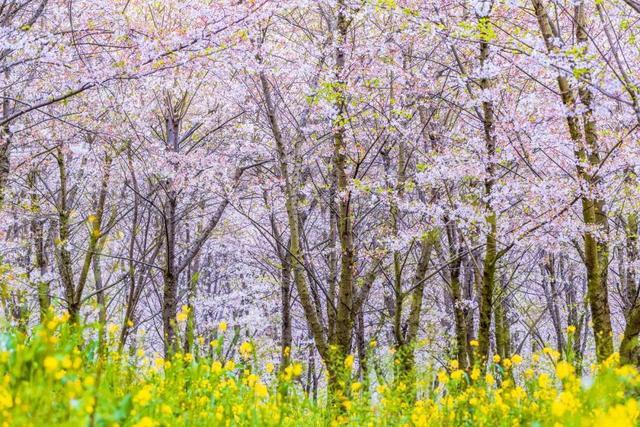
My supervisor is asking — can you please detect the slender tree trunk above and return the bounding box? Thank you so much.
[447,220,469,369]
[577,3,613,361]
[463,253,476,365]
[93,240,107,326]
[621,211,640,364]
[395,234,434,396]
[494,293,511,359]
[162,195,178,356]
[332,0,356,364]
[183,226,200,355]
[477,13,499,363]
[0,96,12,208]
[327,196,338,345]
[54,149,76,320]
[161,99,184,356]
[621,304,640,365]
[93,236,108,356]
[280,250,293,367]
[120,151,142,350]
[356,310,367,385]
[258,69,328,364]
[28,171,49,320]
[542,255,565,354]
[532,0,613,361]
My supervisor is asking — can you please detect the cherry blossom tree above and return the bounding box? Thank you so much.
[2,0,640,402]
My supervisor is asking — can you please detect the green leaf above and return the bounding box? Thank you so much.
[113,394,133,422]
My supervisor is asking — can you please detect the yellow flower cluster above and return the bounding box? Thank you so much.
[176,305,190,322]
[2,318,640,426]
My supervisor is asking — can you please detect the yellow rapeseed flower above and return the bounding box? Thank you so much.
[43,356,58,373]
[0,387,13,409]
[524,368,534,380]
[344,354,355,369]
[292,363,303,377]
[543,347,560,360]
[437,370,449,385]
[555,361,575,380]
[485,373,495,386]
[46,320,58,331]
[245,373,259,387]
[218,321,228,333]
[239,342,253,359]
[551,391,579,417]
[451,370,464,381]
[133,385,153,406]
[595,398,639,427]
[470,367,481,381]
[254,382,268,398]
[538,373,552,388]
[132,417,157,427]
[61,355,72,369]
[84,397,95,414]
[215,405,224,421]
[154,357,165,369]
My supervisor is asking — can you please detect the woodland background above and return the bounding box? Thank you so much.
[1,0,640,396]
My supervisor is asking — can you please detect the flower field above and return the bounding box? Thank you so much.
[0,315,638,426]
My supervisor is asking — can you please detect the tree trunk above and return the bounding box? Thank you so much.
[162,195,178,357]
[28,170,49,321]
[258,69,328,363]
[446,220,469,369]
[280,250,293,367]
[395,234,434,396]
[332,0,356,364]
[621,205,640,365]
[494,293,511,360]
[476,9,499,364]
[54,149,77,320]
[0,96,12,208]
[542,255,565,354]
[532,0,613,361]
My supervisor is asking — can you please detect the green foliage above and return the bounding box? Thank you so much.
[477,18,496,43]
